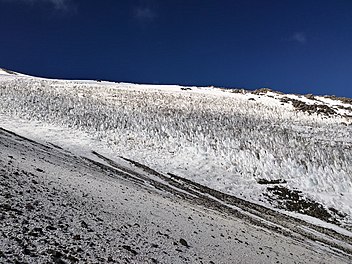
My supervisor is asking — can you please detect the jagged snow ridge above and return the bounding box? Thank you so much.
[0,76,352,225]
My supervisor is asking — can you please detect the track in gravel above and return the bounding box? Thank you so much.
[88,150,352,259]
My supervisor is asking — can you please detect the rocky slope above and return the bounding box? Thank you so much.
[1,128,352,263]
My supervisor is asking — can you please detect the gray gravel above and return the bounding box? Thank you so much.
[1,128,351,264]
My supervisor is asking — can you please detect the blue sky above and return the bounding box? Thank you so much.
[1,0,352,97]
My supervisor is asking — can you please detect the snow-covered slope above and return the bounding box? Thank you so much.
[0,69,351,234]
[3,127,352,263]
[0,68,17,76]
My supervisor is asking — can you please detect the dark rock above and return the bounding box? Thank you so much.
[32,179,39,184]
[122,245,138,255]
[96,217,103,222]
[46,225,57,231]
[257,179,287,185]
[280,97,337,117]
[179,238,189,248]
[25,203,35,211]
[304,94,315,100]
[251,88,279,95]
[264,186,342,224]
[48,250,68,264]
[80,221,88,229]
[23,248,32,255]
[72,234,81,240]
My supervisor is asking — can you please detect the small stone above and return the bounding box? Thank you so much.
[81,221,88,229]
[32,179,39,184]
[179,238,189,248]
[72,234,81,240]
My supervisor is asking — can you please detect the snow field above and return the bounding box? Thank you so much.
[0,76,351,226]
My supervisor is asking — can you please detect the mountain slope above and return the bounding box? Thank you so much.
[0,69,351,262]
[1,127,352,263]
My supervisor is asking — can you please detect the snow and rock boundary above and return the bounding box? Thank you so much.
[0,71,351,232]
[1,127,352,263]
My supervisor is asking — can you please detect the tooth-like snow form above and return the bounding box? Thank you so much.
[1,77,352,225]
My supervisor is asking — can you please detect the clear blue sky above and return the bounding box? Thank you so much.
[1,0,352,97]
